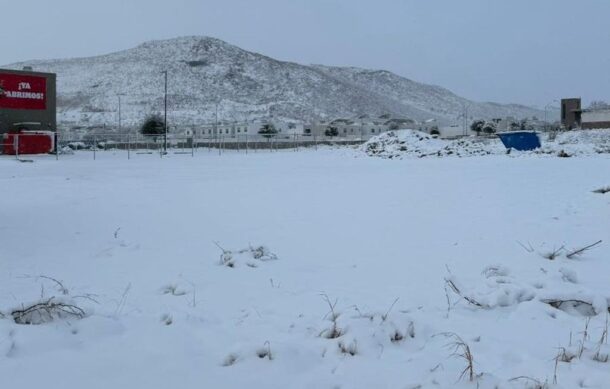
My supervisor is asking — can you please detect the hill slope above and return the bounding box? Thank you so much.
[4,36,546,129]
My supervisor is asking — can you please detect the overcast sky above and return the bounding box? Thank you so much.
[1,0,609,107]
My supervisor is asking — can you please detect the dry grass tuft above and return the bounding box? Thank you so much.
[319,294,344,339]
[256,341,273,360]
[592,186,610,194]
[338,339,358,356]
[11,298,85,325]
[436,332,477,382]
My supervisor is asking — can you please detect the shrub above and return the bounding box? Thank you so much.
[482,121,497,134]
[140,114,165,136]
[470,120,485,135]
[258,123,278,138]
[325,126,339,137]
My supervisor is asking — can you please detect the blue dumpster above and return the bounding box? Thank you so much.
[497,131,541,151]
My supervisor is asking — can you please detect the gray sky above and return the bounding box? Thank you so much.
[2,0,609,107]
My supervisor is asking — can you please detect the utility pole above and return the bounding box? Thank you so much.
[215,101,219,135]
[117,94,123,133]
[459,103,469,136]
[544,99,558,132]
[162,70,168,153]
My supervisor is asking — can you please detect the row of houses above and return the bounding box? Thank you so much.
[69,101,609,141]
[177,117,415,138]
[176,116,547,139]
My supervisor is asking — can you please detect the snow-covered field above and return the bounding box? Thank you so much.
[1,146,610,388]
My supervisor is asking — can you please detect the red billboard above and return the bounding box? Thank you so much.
[0,73,47,110]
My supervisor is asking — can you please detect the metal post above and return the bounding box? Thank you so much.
[93,136,96,160]
[118,95,122,134]
[127,135,131,160]
[544,99,558,133]
[544,107,547,132]
[162,70,168,154]
[215,102,218,137]
[14,134,19,160]
[55,132,59,160]
[245,134,248,154]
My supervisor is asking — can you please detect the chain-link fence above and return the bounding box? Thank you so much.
[1,132,371,160]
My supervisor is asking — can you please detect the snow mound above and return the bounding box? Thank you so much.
[534,129,610,156]
[216,244,278,268]
[361,130,504,158]
[362,129,610,159]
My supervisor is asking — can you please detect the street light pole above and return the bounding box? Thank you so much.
[215,101,218,134]
[118,95,122,133]
[544,99,558,132]
[162,70,168,153]
[460,103,469,136]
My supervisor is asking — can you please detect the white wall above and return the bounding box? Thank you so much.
[439,125,470,138]
[582,110,610,123]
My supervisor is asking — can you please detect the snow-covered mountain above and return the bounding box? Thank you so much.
[4,36,548,129]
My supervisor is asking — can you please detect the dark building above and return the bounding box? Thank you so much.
[0,68,56,134]
[560,98,581,129]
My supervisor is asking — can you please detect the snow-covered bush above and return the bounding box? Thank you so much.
[215,243,278,268]
[11,297,86,325]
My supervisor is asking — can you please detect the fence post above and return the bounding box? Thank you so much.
[14,134,19,160]
[127,135,131,160]
[191,136,194,157]
[245,134,248,154]
[93,136,96,160]
[55,132,59,160]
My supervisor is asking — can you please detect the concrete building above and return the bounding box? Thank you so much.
[438,124,469,138]
[0,68,56,134]
[581,108,610,129]
[559,97,610,129]
[561,98,582,129]
[496,117,518,132]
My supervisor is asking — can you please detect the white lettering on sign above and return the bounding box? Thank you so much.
[4,91,45,100]
[18,82,32,90]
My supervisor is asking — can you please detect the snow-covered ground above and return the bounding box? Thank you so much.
[1,147,610,388]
